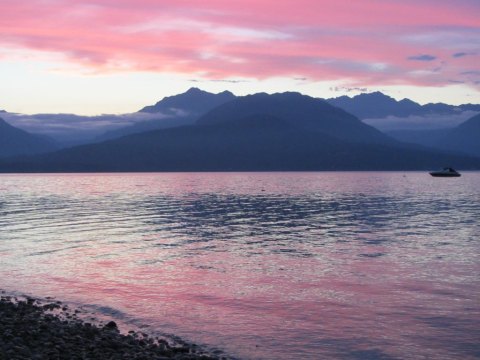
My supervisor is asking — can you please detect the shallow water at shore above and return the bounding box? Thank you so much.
[1,172,479,359]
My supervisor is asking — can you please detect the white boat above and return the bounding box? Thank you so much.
[429,167,461,177]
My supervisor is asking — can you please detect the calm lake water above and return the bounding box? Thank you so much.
[0,172,479,359]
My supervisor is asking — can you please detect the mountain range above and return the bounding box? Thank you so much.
[4,89,479,146]
[327,91,480,119]
[1,92,479,172]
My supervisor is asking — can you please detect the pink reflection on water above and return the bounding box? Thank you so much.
[2,240,478,359]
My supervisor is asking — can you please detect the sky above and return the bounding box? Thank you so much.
[1,0,480,115]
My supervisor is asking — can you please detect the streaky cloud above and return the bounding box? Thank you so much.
[407,54,437,61]
[0,0,479,92]
[363,111,478,131]
[0,111,171,142]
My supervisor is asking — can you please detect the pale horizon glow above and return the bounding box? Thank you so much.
[1,0,479,115]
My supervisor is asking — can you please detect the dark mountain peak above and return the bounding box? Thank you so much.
[370,91,387,96]
[327,91,423,119]
[352,92,401,105]
[184,87,235,97]
[150,87,211,106]
[98,88,236,141]
[219,90,235,96]
[238,91,320,104]
[184,87,204,94]
[357,91,394,100]
[139,88,236,114]
[238,91,269,98]
[458,103,480,112]
[273,91,330,104]
[197,92,334,125]
[398,98,420,106]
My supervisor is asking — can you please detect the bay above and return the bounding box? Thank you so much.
[0,172,479,359]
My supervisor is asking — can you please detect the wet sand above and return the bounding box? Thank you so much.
[0,294,228,360]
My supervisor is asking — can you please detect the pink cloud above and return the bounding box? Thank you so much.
[0,0,479,88]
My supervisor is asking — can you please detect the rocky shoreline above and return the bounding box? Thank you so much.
[0,294,228,360]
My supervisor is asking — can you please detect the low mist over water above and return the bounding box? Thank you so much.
[0,172,479,359]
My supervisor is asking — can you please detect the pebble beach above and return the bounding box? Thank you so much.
[0,294,226,360]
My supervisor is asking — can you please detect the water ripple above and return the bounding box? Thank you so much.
[0,172,479,359]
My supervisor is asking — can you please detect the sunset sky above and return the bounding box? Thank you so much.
[1,0,479,115]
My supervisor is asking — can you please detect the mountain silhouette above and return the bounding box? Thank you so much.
[139,87,235,114]
[327,92,422,119]
[197,92,391,144]
[97,88,236,141]
[327,92,480,119]
[1,100,479,172]
[0,117,57,158]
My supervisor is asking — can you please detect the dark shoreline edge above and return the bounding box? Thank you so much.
[0,293,230,360]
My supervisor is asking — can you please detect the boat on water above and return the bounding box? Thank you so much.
[429,167,461,177]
